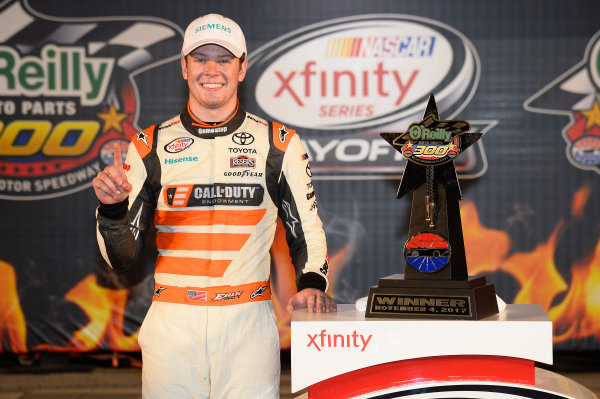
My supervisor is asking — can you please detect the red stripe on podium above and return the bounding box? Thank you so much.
[308,355,534,399]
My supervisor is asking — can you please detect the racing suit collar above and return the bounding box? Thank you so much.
[180,101,246,138]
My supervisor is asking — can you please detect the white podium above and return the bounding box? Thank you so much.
[291,304,598,399]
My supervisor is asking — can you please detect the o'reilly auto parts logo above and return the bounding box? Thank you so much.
[0,0,181,199]
[247,14,492,179]
[524,31,600,174]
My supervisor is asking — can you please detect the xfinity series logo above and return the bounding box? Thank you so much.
[165,137,194,153]
[524,31,600,174]
[0,0,182,199]
[247,14,493,179]
[251,14,478,130]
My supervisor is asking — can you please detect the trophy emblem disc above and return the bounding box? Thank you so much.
[365,94,499,320]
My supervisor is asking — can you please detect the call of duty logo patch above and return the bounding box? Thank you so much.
[524,31,600,174]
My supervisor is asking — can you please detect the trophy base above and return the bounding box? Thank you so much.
[365,274,499,320]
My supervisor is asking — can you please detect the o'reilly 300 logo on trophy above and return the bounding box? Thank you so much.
[365,94,498,320]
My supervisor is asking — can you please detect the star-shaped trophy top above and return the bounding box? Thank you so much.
[381,94,482,199]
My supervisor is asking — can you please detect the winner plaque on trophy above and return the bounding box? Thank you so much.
[365,95,499,320]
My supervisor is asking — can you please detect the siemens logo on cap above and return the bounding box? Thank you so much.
[194,24,231,34]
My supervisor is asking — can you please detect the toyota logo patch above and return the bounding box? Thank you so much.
[232,132,255,145]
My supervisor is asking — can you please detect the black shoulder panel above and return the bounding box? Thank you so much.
[265,121,286,207]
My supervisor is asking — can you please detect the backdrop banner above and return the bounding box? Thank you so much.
[1,0,599,353]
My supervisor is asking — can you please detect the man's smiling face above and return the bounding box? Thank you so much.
[182,43,247,120]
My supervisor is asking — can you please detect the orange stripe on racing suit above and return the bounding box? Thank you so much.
[155,256,232,277]
[154,209,267,226]
[152,281,271,306]
[156,232,250,251]
[154,209,267,276]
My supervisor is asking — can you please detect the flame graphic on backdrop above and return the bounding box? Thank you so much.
[35,274,140,352]
[463,183,600,344]
[2,186,599,352]
[0,261,27,353]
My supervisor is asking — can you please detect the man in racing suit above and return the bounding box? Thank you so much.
[93,13,335,399]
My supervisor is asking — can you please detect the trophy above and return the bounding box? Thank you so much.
[365,95,499,320]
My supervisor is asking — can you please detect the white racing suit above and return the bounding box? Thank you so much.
[96,103,329,399]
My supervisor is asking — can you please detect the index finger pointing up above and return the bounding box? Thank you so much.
[114,142,123,168]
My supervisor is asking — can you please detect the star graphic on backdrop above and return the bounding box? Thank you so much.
[380,94,482,199]
[581,101,600,129]
[97,104,128,133]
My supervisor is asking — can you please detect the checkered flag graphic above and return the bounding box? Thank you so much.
[420,114,471,135]
[0,0,182,72]
[524,31,600,114]
[0,0,185,197]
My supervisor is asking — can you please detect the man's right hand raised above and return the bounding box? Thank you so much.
[92,143,132,204]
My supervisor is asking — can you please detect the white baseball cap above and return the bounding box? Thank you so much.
[181,14,247,58]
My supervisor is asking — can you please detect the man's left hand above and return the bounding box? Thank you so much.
[287,288,337,315]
